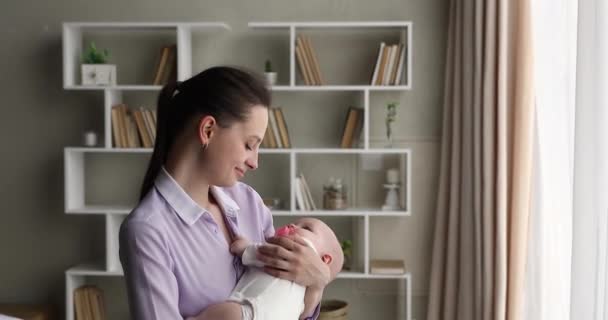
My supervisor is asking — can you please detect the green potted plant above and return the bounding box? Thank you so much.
[264,59,277,86]
[81,42,116,86]
[341,239,352,270]
[385,101,399,147]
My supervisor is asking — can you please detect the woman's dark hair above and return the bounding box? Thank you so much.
[139,66,271,200]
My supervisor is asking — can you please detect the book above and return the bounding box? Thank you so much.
[299,173,317,210]
[383,45,397,86]
[394,44,406,85]
[352,108,364,148]
[370,42,386,85]
[274,108,291,148]
[294,177,307,210]
[152,45,177,85]
[263,119,277,148]
[370,259,406,275]
[304,36,324,85]
[152,46,170,85]
[296,36,315,85]
[268,108,283,148]
[340,107,359,148]
[143,109,156,143]
[126,112,142,148]
[133,110,152,148]
[87,286,105,320]
[375,45,389,86]
[74,286,86,320]
[110,107,122,148]
[389,44,401,85]
[160,45,177,84]
[295,41,310,85]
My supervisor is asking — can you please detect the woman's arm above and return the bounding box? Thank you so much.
[300,287,324,320]
[119,221,183,320]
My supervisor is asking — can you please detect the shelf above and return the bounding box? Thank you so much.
[249,21,412,29]
[271,85,410,91]
[66,263,409,279]
[63,85,163,91]
[64,22,231,31]
[66,205,408,216]
[65,147,411,154]
[66,263,122,277]
[274,210,409,217]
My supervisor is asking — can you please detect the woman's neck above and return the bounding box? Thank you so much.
[165,147,214,210]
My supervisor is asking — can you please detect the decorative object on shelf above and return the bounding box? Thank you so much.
[385,101,399,147]
[370,259,406,275]
[319,300,348,320]
[382,168,401,210]
[83,130,98,147]
[262,197,282,209]
[81,42,116,86]
[264,59,277,86]
[323,177,347,210]
[340,239,352,270]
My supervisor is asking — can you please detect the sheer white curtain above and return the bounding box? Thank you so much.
[525,0,577,319]
[526,0,608,319]
[571,0,608,318]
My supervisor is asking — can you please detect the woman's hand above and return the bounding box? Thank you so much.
[229,236,250,257]
[256,233,330,290]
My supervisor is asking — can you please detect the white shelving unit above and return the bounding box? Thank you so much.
[63,21,413,320]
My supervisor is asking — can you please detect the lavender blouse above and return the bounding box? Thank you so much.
[119,167,320,319]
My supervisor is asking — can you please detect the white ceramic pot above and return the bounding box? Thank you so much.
[264,72,277,86]
[81,64,116,86]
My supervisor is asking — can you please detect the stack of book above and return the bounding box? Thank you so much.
[152,44,177,85]
[111,104,157,148]
[295,35,324,85]
[340,107,364,148]
[261,107,291,148]
[370,42,406,86]
[74,285,105,320]
[295,173,317,211]
[370,259,406,275]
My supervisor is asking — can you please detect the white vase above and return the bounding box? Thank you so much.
[81,64,116,86]
[264,72,277,86]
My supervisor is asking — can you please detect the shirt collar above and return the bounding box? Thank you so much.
[154,167,241,226]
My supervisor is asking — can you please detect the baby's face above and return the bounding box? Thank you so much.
[287,218,331,253]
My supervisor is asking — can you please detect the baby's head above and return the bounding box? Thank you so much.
[275,217,344,280]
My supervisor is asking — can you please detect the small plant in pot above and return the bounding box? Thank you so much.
[264,59,277,86]
[81,42,116,86]
[341,239,352,270]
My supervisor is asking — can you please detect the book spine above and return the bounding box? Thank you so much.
[268,108,283,148]
[370,42,385,85]
[304,36,324,85]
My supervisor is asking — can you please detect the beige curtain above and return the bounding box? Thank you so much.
[426,0,534,319]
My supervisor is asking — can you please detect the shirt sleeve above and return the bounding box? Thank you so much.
[261,203,275,239]
[304,304,321,320]
[241,243,265,267]
[119,220,183,320]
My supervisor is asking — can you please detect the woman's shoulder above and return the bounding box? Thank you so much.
[122,190,169,231]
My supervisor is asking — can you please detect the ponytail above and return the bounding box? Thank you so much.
[139,81,180,200]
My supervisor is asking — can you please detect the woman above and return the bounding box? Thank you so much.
[119,66,329,320]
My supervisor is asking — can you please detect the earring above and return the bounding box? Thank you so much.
[202,143,208,151]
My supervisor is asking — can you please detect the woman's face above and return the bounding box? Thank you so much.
[205,105,269,187]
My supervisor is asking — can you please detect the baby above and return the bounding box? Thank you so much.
[191,217,344,320]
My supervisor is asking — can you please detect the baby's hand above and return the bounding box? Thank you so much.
[230,236,250,257]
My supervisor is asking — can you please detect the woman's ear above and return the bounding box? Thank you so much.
[197,116,216,143]
[322,254,332,265]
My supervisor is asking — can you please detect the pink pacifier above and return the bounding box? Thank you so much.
[275,224,296,237]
